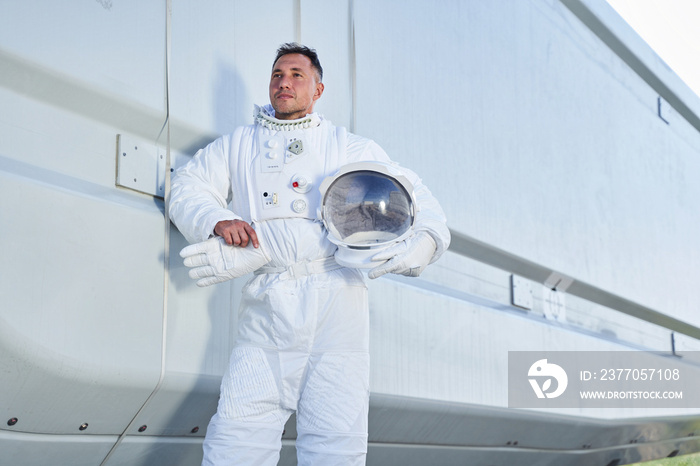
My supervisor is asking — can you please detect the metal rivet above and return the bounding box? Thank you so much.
[7,418,18,426]
[191,426,199,434]
[122,152,127,157]
[79,423,88,431]
[138,425,147,432]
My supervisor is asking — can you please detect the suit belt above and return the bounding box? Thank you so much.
[254,256,342,280]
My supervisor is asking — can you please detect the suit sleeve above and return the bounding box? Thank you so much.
[169,134,240,244]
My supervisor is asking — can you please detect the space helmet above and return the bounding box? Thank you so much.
[319,161,416,268]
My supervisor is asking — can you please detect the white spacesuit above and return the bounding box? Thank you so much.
[169,104,450,466]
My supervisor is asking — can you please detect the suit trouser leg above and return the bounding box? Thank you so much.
[295,351,370,466]
[202,346,291,466]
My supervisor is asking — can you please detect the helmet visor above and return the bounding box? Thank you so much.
[323,170,414,246]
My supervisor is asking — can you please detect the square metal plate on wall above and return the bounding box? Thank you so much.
[116,134,167,198]
[511,274,533,310]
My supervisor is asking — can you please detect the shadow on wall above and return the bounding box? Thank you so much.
[134,60,252,466]
[214,55,252,136]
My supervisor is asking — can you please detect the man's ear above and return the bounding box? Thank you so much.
[314,82,325,101]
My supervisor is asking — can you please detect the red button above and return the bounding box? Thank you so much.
[292,181,299,188]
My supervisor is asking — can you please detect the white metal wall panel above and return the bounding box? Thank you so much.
[0,0,171,458]
[0,1,166,113]
[0,164,164,435]
[0,430,118,466]
[169,0,297,139]
[353,0,700,327]
[102,436,204,466]
[298,0,354,130]
[367,252,699,420]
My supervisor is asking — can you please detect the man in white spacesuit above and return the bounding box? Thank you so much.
[169,43,450,466]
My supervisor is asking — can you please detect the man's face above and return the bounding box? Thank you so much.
[269,53,324,120]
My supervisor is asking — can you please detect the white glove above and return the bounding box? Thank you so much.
[179,236,271,287]
[368,231,437,279]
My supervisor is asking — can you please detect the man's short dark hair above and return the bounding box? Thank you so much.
[273,43,323,82]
